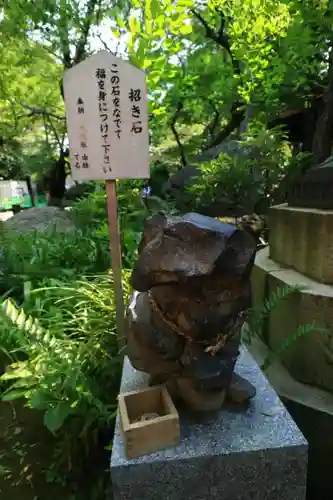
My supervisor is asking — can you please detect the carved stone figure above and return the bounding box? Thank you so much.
[125,212,257,411]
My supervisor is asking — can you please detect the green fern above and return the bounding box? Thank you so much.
[261,322,327,371]
[243,284,327,372]
[246,284,306,341]
[262,284,305,315]
[1,298,43,337]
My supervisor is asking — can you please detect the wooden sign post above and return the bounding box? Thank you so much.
[106,180,126,342]
[63,50,149,345]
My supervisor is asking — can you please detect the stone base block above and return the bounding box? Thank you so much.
[248,336,333,500]
[111,351,307,500]
[269,203,333,284]
[282,399,333,500]
[252,246,333,393]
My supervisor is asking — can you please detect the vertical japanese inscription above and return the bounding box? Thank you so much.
[77,97,84,114]
[96,68,111,173]
[64,51,149,180]
[129,88,143,134]
[111,63,121,140]
[75,98,89,168]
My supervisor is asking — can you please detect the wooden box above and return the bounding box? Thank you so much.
[118,385,180,459]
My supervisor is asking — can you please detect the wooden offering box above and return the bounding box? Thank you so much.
[118,385,180,459]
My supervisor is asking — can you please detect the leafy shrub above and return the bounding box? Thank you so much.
[0,226,110,300]
[0,272,129,431]
[0,270,130,491]
[72,180,177,268]
[0,184,150,494]
[188,125,306,215]
[0,180,175,299]
[0,177,324,498]
[0,181,176,492]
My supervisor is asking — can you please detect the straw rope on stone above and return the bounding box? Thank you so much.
[148,291,241,356]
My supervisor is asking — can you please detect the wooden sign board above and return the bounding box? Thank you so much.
[63,51,150,345]
[63,50,149,181]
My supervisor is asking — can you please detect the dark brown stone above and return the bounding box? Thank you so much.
[227,373,257,404]
[125,212,257,412]
[131,212,256,292]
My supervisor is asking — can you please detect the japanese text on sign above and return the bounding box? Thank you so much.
[96,67,111,173]
[75,98,89,169]
[111,63,121,140]
[63,50,149,181]
[129,88,143,134]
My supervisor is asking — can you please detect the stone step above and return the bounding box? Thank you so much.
[269,203,333,284]
[252,246,333,393]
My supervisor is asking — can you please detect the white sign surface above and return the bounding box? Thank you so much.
[63,51,149,181]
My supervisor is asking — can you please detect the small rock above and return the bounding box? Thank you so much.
[4,206,75,234]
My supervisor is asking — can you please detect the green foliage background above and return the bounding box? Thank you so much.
[0,0,332,498]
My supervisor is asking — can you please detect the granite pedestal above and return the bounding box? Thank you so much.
[111,349,308,500]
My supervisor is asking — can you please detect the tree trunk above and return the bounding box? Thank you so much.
[170,102,187,167]
[205,108,245,150]
[312,47,333,166]
[239,106,251,135]
[47,150,68,207]
[25,175,35,207]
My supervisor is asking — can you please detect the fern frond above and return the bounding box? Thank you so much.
[262,284,305,315]
[261,322,326,371]
[246,284,307,339]
[0,299,43,337]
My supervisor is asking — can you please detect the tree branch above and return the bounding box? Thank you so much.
[60,24,71,69]
[205,100,220,140]
[97,34,113,52]
[73,0,99,65]
[45,115,62,149]
[201,110,220,142]
[97,34,122,56]
[207,111,220,140]
[43,114,50,146]
[14,101,65,121]
[59,0,99,99]
[39,44,64,64]
[95,0,104,24]
[191,8,239,73]
[191,9,219,43]
[170,102,187,167]
[205,108,245,150]
[190,8,243,151]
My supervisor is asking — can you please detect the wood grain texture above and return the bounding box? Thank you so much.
[118,385,180,459]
